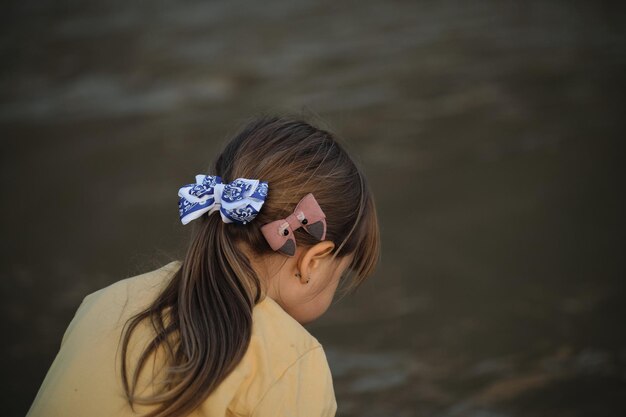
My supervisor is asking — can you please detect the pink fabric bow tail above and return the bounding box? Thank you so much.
[260,193,327,257]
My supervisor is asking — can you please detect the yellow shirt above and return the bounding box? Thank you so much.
[26,261,337,417]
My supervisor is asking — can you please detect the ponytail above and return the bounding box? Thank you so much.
[119,212,261,417]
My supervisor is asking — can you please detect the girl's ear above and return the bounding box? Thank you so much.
[297,241,335,283]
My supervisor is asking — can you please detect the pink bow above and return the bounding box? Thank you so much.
[260,193,327,256]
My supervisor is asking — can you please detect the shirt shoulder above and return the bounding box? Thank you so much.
[82,260,181,309]
[212,296,336,416]
[26,261,182,417]
[62,260,181,344]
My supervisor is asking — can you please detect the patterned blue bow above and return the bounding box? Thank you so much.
[178,175,268,225]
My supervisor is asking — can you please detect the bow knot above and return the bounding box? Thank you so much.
[260,193,327,257]
[178,175,268,225]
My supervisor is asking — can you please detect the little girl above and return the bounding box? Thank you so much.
[26,115,381,417]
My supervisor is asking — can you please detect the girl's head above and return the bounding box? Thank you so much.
[120,114,380,417]
[207,115,380,322]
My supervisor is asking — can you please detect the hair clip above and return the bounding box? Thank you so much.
[260,193,327,257]
[178,174,268,225]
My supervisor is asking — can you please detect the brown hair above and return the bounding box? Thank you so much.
[118,114,381,417]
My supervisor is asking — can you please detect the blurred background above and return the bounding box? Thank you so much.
[1,1,625,416]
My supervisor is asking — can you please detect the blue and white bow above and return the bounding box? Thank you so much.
[178,175,269,225]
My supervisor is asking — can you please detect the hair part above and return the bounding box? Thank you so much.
[118,113,381,417]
